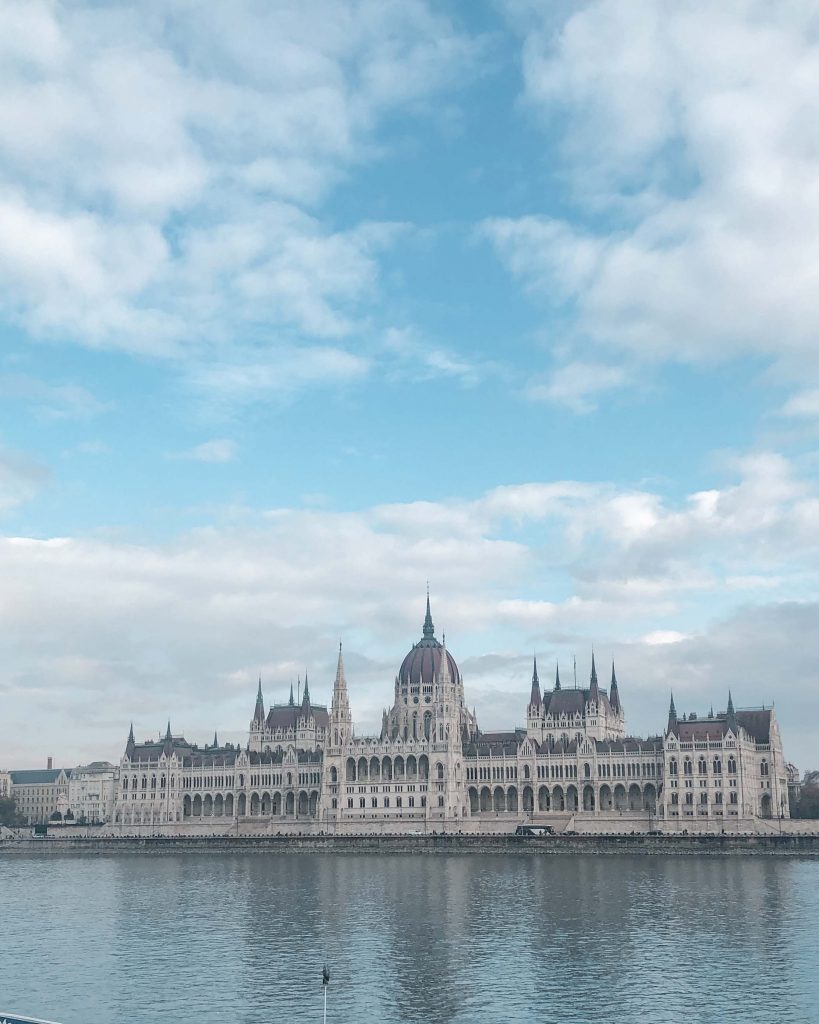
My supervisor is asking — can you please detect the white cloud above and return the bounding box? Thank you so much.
[177,440,237,464]
[3,451,819,765]
[524,360,628,412]
[0,447,49,512]
[0,372,109,420]
[0,1,481,393]
[487,2,819,398]
[641,630,688,646]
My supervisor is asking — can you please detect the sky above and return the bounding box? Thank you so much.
[1,0,819,770]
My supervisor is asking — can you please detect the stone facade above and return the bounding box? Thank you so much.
[67,761,119,824]
[112,596,790,832]
[9,767,71,824]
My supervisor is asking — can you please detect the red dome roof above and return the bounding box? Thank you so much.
[398,594,460,685]
[399,641,460,687]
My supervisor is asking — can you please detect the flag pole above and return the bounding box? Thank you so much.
[322,963,330,1024]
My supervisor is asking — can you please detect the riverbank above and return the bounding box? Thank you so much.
[2,832,819,855]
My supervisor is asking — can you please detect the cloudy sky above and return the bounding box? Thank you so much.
[1,0,818,770]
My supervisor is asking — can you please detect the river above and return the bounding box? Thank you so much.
[1,852,817,1023]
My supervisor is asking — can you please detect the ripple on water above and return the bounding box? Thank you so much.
[1,853,818,1024]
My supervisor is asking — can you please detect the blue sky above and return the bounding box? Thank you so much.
[1,1,819,769]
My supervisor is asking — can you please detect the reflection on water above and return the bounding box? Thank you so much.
[1,853,818,1024]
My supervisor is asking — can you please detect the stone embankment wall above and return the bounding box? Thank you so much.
[1,833,818,855]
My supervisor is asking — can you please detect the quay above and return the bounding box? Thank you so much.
[2,831,818,855]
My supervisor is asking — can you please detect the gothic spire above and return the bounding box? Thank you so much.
[554,662,561,692]
[289,682,294,707]
[253,677,265,724]
[609,660,620,712]
[589,652,600,704]
[423,585,435,639]
[126,722,135,755]
[303,672,310,703]
[335,642,346,685]
[212,731,218,748]
[726,690,737,731]
[667,691,678,735]
[164,720,172,742]
[529,655,542,708]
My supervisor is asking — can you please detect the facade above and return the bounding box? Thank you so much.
[113,596,790,831]
[9,767,71,824]
[67,762,118,824]
[0,770,10,798]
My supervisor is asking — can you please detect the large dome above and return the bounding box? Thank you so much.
[398,596,461,686]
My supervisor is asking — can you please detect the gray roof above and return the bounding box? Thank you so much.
[10,769,69,784]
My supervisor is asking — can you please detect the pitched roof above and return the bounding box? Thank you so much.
[10,769,69,784]
[265,702,329,731]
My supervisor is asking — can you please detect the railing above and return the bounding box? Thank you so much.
[1,1014,64,1023]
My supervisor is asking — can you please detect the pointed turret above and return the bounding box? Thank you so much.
[439,633,452,685]
[212,731,218,748]
[589,652,600,704]
[726,690,738,732]
[303,672,310,704]
[423,586,435,639]
[529,655,542,708]
[331,641,352,743]
[253,677,265,725]
[554,662,561,692]
[163,720,173,755]
[288,682,294,707]
[667,691,678,735]
[609,661,620,712]
[126,722,135,757]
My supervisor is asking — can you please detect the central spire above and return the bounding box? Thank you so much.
[423,585,435,639]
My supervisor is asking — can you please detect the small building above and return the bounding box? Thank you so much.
[10,765,71,824]
[68,762,119,824]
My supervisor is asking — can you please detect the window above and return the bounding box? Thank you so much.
[683,759,692,776]
[669,759,678,776]
[371,797,377,808]
[728,758,737,774]
[396,797,402,808]
[384,797,390,808]
[761,761,769,777]
[347,798,353,809]
[730,792,738,805]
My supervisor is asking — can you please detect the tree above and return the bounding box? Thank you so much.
[0,796,22,826]
[791,773,819,819]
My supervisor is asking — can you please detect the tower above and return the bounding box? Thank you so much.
[330,643,352,747]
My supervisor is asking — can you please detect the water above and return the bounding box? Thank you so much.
[1,852,818,1024]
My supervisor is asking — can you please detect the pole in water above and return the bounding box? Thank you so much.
[322,964,330,1024]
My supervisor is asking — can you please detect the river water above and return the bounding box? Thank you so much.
[1,852,818,1024]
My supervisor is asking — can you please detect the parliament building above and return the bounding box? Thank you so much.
[113,595,790,831]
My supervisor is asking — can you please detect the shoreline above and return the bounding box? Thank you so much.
[2,833,819,856]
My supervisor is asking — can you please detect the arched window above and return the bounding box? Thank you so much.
[761,760,769,777]
[122,777,128,791]
[728,757,736,774]
[669,759,678,776]
[523,764,530,780]
[436,762,444,781]
[698,757,707,775]
[713,758,722,775]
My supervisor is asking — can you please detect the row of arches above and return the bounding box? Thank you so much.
[467,782,659,815]
[182,790,320,818]
[342,755,443,783]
